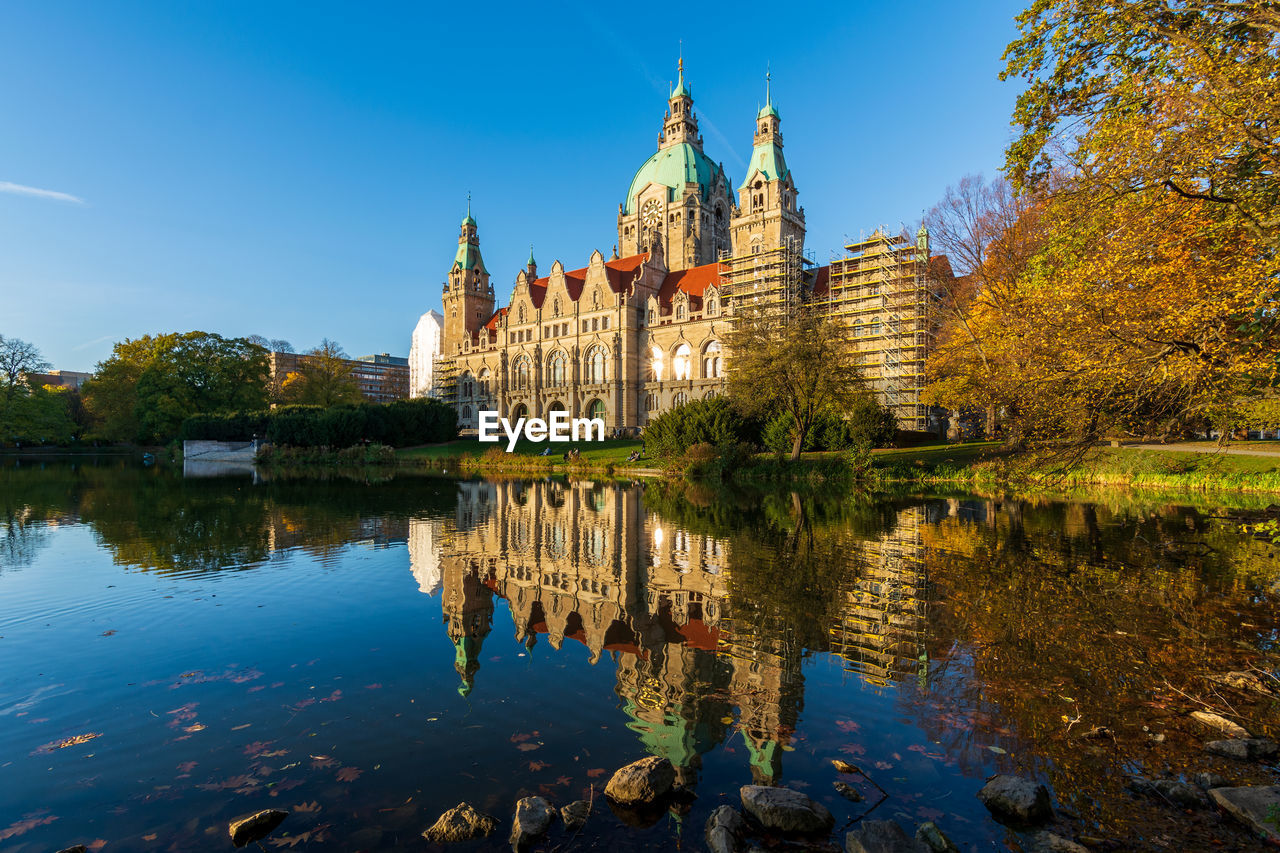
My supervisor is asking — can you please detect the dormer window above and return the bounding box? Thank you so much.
[676,303,687,321]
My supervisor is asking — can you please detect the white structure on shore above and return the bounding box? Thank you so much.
[409,309,444,398]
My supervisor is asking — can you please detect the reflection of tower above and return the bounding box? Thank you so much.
[829,506,930,687]
[722,624,804,784]
[442,563,494,697]
[408,516,443,595]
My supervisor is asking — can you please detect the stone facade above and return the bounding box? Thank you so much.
[440,66,802,432]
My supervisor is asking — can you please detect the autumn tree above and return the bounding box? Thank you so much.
[1002,0,1280,251]
[278,339,362,407]
[726,308,865,461]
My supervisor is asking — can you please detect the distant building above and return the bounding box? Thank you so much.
[268,351,409,404]
[25,370,93,391]
[409,310,444,398]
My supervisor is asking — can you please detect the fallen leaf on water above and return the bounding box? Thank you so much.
[310,755,337,769]
[232,724,252,731]
[554,776,572,786]
[34,733,102,754]
[528,760,550,771]
[510,732,531,743]
[586,768,606,778]
[183,724,206,733]
[319,690,341,703]
[176,761,197,774]
[987,746,1007,755]
[261,749,288,758]
[244,741,277,757]
[294,801,321,814]
[0,812,58,841]
[87,840,107,851]
[336,767,362,782]
[834,719,861,733]
[143,833,157,841]
[364,683,382,690]
[516,743,541,752]
[874,761,894,770]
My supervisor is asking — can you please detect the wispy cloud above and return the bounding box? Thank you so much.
[72,334,117,351]
[0,181,85,205]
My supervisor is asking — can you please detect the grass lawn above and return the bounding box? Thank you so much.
[398,438,645,468]
[870,440,1007,472]
[1135,440,1280,455]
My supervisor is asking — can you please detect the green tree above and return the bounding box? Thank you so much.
[0,334,51,434]
[725,308,864,461]
[84,332,269,443]
[278,339,362,407]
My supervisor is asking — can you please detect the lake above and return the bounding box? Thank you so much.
[2,460,1278,851]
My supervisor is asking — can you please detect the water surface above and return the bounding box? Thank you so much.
[2,461,1278,851]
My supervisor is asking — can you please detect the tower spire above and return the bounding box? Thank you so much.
[765,62,771,106]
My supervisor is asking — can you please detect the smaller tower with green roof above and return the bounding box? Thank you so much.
[441,197,495,354]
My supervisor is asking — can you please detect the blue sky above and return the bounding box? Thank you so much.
[1,1,1026,370]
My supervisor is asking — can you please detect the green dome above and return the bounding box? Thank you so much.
[461,212,476,226]
[624,143,726,214]
[757,102,779,119]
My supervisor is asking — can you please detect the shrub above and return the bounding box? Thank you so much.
[182,398,457,448]
[643,396,752,457]
[763,397,897,455]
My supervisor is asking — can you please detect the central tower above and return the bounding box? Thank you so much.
[617,61,733,270]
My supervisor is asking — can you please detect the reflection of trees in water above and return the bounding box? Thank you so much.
[0,462,456,574]
[911,498,1280,845]
[0,506,51,570]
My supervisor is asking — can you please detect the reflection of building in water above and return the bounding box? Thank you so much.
[408,516,443,595]
[435,480,802,786]
[828,506,930,688]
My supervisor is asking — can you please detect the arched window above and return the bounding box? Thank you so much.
[673,343,692,381]
[547,351,567,387]
[511,403,528,421]
[478,368,491,396]
[586,398,606,420]
[703,341,722,378]
[459,371,474,398]
[461,405,472,421]
[676,303,687,321]
[648,346,664,381]
[585,346,608,384]
[672,391,688,408]
[513,356,531,390]
[645,392,658,411]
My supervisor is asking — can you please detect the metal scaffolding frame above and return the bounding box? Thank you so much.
[718,235,812,321]
[819,229,934,431]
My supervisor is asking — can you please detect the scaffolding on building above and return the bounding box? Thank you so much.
[820,229,935,431]
[718,235,812,321]
[434,355,458,407]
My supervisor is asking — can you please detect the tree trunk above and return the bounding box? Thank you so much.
[790,427,804,461]
[985,405,997,439]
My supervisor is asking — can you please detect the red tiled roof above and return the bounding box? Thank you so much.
[604,252,648,292]
[811,265,830,299]
[522,252,649,309]
[483,306,509,331]
[658,260,723,304]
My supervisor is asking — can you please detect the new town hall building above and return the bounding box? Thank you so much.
[429,64,946,433]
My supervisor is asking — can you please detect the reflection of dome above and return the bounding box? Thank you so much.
[623,143,727,215]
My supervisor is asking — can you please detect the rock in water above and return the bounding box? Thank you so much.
[1210,786,1280,844]
[1205,738,1279,761]
[55,847,88,853]
[1190,710,1249,739]
[739,785,834,834]
[1193,772,1230,790]
[560,799,591,831]
[604,756,676,805]
[228,809,288,848]
[1128,778,1208,808]
[1029,832,1089,853]
[705,804,746,853]
[833,780,864,802]
[845,819,926,852]
[509,796,555,850]
[423,802,498,842]
[976,775,1052,825]
[915,821,960,853]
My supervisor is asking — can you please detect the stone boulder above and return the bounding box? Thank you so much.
[914,821,959,853]
[604,756,676,805]
[423,802,498,842]
[1205,737,1278,761]
[1190,710,1249,739]
[1193,772,1230,790]
[1029,832,1089,853]
[1210,785,1280,844]
[976,775,1052,825]
[509,796,555,851]
[739,785,834,835]
[705,804,746,853]
[845,819,927,852]
[560,799,591,831]
[228,809,288,848]
[1128,778,1207,809]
